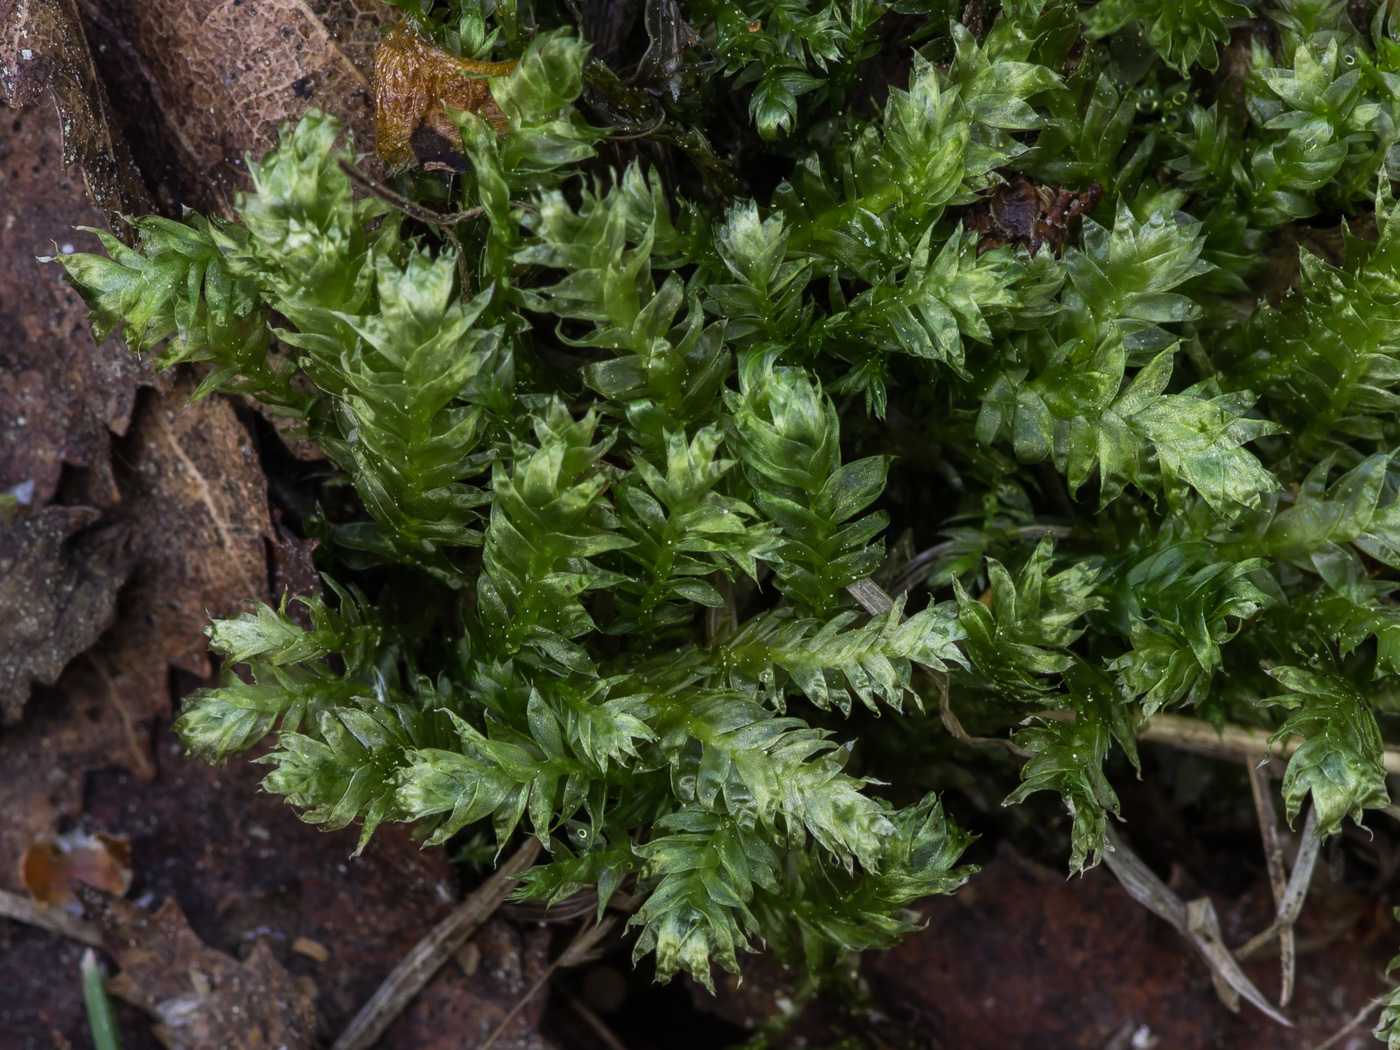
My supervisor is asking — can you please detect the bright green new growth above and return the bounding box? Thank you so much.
[58,0,1400,1007]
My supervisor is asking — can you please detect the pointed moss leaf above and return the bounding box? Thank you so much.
[728,364,889,614]
[718,599,967,715]
[1259,667,1389,837]
[957,535,1103,689]
[480,401,634,670]
[1006,698,1120,873]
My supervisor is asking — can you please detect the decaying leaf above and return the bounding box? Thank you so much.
[20,829,133,914]
[373,22,515,172]
[94,377,276,734]
[0,505,130,724]
[962,173,1103,257]
[0,0,152,238]
[77,886,317,1050]
[633,0,704,101]
[84,0,384,211]
[0,100,152,508]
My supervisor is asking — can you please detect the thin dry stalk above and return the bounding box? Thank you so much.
[845,577,895,616]
[0,887,102,947]
[1139,714,1400,773]
[1307,996,1385,1050]
[929,668,1031,758]
[338,159,487,226]
[884,525,1072,598]
[1102,826,1291,1027]
[332,838,541,1050]
[565,994,631,1050]
[847,577,1029,757]
[1234,805,1324,964]
[479,917,619,1050]
[1279,805,1324,925]
[1247,761,1296,1005]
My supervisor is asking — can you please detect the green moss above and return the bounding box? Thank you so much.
[59,0,1400,1000]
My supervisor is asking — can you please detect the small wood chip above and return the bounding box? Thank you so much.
[292,937,330,964]
[456,941,481,976]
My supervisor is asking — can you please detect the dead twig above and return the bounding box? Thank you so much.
[1102,825,1292,1027]
[1237,805,1323,962]
[0,887,102,947]
[1308,995,1387,1050]
[846,577,1028,757]
[1138,714,1400,774]
[338,159,487,227]
[1247,760,1296,1005]
[565,994,631,1050]
[479,916,619,1050]
[332,838,541,1050]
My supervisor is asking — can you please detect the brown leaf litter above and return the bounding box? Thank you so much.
[1,0,153,236]
[74,0,387,213]
[0,506,130,723]
[21,829,132,913]
[962,172,1104,256]
[0,100,151,511]
[372,22,514,173]
[77,886,318,1050]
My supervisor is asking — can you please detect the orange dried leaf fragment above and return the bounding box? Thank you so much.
[20,830,133,914]
[373,23,516,171]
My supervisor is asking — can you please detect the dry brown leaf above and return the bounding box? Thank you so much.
[372,22,514,172]
[77,887,317,1050]
[0,0,152,236]
[83,0,386,213]
[0,505,131,724]
[0,656,146,896]
[97,377,276,729]
[0,100,154,508]
[0,380,274,869]
[19,829,133,913]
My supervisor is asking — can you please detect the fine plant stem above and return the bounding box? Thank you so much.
[1139,714,1400,772]
[1247,761,1296,1005]
[565,994,631,1050]
[1236,806,1324,961]
[1037,709,1400,773]
[479,916,618,1050]
[928,667,1031,758]
[0,887,102,947]
[1308,996,1387,1050]
[1102,825,1292,1027]
[332,838,541,1050]
[82,948,123,1050]
[338,160,487,227]
[848,577,1031,756]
